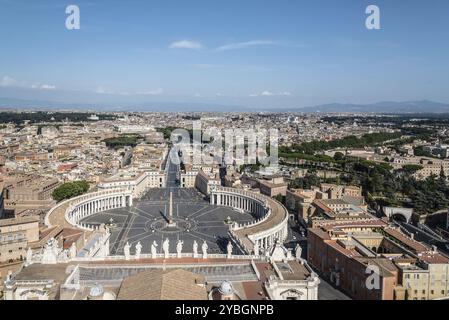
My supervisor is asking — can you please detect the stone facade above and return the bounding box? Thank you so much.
[0,216,39,263]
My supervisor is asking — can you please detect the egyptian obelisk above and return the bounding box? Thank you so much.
[167,191,175,226]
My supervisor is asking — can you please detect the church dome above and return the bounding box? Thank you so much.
[218,281,233,295]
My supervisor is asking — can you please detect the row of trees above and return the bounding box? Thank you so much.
[0,111,115,125]
[52,181,90,202]
[102,134,141,149]
[280,132,402,156]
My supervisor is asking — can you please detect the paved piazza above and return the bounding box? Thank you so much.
[80,187,255,255]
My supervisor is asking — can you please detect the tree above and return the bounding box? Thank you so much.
[52,181,90,202]
[402,164,423,174]
[334,152,345,161]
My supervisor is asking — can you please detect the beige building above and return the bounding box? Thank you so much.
[195,169,221,196]
[0,216,39,263]
[259,176,288,198]
[2,174,60,211]
[98,170,165,198]
[413,161,449,180]
[286,183,365,223]
[308,220,449,300]
[394,251,449,300]
[180,164,198,188]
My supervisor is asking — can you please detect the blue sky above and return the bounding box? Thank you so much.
[0,0,448,108]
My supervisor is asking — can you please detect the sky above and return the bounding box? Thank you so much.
[0,0,449,109]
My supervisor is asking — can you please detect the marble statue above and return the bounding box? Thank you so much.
[176,240,184,258]
[69,242,77,259]
[295,243,302,260]
[163,238,170,258]
[193,240,198,258]
[5,270,12,283]
[26,247,33,265]
[135,241,142,259]
[59,249,69,262]
[42,237,60,264]
[124,242,131,260]
[253,241,260,256]
[226,241,233,257]
[202,241,208,259]
[151,240,158,258]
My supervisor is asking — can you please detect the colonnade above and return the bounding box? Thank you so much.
[210,186,289,253]
[250,223,289,251]
[210,190,266,218]
[64,190,133,230]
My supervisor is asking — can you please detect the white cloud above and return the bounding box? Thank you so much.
[250,91,292,97]
[95,86,164,96]
[94,86,115,95]
[40,84,56,90]
[0,75,55,90]
[32,83,56,90]
[170,40,203,50]
[0,75,18,87]
[137,88,164,96]
[193,93,203,98]
[216,40,277,51]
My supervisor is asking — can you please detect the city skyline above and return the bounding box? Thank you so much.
[1,0,449,109]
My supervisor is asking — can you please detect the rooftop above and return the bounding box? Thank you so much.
[117,269,207,300]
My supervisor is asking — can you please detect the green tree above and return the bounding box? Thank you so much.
[52,181,90,202]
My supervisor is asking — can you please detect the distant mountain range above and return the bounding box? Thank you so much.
[297,100,449,114]
[0,97,449,114]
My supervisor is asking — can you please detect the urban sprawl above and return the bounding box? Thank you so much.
[1,111,449,300]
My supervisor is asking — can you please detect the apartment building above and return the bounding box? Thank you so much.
[180,164,198,188]
[2,174,60,211]
[259,176,288,198]
[286,183,366,223]
[98,170,165,198]
[0,216,39,263]
[308,220,449,300]
[195,169,221,196]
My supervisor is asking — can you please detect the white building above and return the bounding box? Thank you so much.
[98,170,165,198]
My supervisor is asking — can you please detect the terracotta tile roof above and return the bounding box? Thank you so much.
[117,269,208,300]
[313,199,333,213]
[418,252,449,264]
[308,227,331,240]
[383,228,428,253]
[326,240,362,258]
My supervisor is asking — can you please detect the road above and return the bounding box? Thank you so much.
[166,147,181,188]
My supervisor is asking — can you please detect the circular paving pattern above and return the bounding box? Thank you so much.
[146,218,195,234]
[80,188,256,255]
